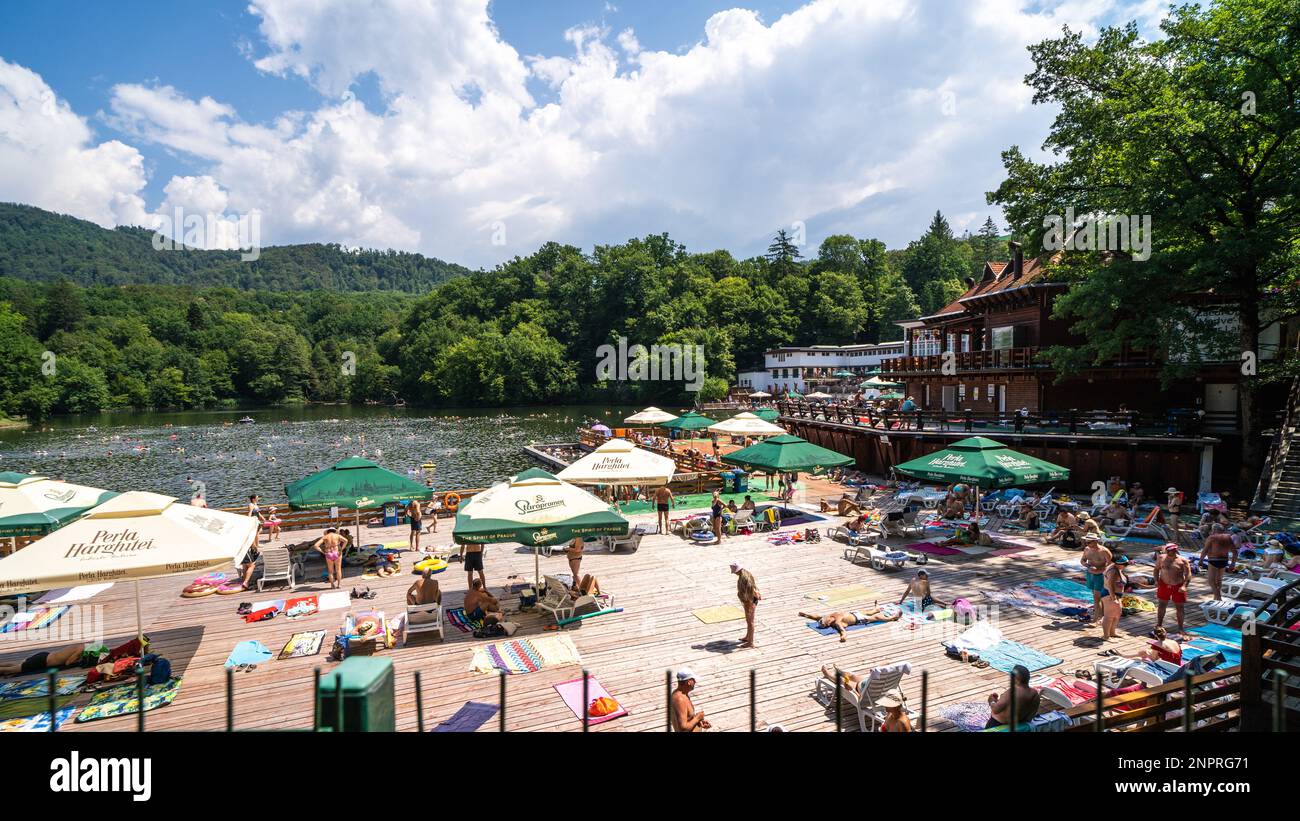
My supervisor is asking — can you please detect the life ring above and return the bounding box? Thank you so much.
[216,582,247,595]
[413,556,448,574]
[354,615,383,636]
[181,583,218,598]
[421,462,436,471]
[443,492,461,511]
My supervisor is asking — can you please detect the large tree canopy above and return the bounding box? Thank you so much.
[989,0,1300,485]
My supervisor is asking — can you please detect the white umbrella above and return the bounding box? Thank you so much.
[805,391,834,400]
[0,491,258,640]
[624,406,678,425]
[557,439,676,486]
[748,391,771,398]
[708,412,787,437]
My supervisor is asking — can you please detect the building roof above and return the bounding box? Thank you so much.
[929,256,1051,319]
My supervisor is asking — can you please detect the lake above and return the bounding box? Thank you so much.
[0,404,665,508]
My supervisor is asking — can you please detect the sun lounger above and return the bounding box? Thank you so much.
[814,662,914,732]
[826,526,878,549]
[536,575,579,623]
[600,526,645,553]
[257,545,296,592]
[848,544,915,571]
[404,600,443,643]
[1119,650,1226,688]
[1221,575,1291,601]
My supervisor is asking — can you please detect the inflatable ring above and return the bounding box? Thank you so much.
[181,583,218,598]
[216,582,247,595]
[443,492,461,511]
[192,572,227,586]
[354,615,382,636]
[421,462,436,470]
[413,556,448,574]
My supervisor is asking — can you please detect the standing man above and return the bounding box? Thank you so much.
[732,562,761,648]
[464,540,487,592]
[670,668,710,732]
[406,498,423,552]
[654,484,674,535]
[1155,543,1191,635]
[1200,524,1237,601]
[1081,535,1112,625]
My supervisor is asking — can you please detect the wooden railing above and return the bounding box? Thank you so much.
[1062,666,1242,732]
[1239,578,1300,730]
[776,401,1232,437]
[880,346,1161,375]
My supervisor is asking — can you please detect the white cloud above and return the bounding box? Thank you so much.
[0,57,148,228]
[2,0,1165,265]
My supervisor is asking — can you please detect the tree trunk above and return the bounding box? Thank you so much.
[1237,277,1264,499]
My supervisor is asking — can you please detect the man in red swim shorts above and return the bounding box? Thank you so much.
[1155,543,1191,635]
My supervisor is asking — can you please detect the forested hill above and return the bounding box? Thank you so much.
[0,203,472,293]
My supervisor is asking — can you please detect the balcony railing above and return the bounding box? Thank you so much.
[880,346,1161,374]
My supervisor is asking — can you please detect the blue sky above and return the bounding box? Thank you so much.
[0,0,1170,267]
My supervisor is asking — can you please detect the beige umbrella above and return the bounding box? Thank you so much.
[708,412,787,437]
[805,391,834,400]
[557,438,676,486]
[624,406,678,425]
[0,491,258,640]
[748,391,771,398]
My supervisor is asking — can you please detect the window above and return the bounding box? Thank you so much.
[973,386,980,400]
[958,384,966,402]
[990,326,1015,350]
[988,383,995,403]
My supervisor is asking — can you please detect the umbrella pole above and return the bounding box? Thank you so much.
[134,578,143,644]
[534,547,540,593]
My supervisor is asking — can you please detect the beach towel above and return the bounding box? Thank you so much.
[1186,639,1240,668]
[1032,578,1095,602]
[693,605,745,624]
[283,595,319,618]
[225,640,273,668]
[0,605,71,633]
[802,584,878,607]
[976,639,1062,674]
[35,583,114,605]
[939,701,992,732]
[553,675,628,725]
[469,635,581,675]
[989,544,1036,557]
[945,620,1005,653]
[279,630,326,659]
[318,590,351,611]
[445,607,484,633]
[432,701,499,732]
[75,677,182,723]
[0,704,76,732]
[907,542,964,557]
[806,618,885,636]
[1188,623,1241,645]
[0,674,85,701]
[0,692,73,720]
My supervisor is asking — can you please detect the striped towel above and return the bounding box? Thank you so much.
[445,607,484,633]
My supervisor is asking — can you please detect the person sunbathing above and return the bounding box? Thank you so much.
[463,579,503,625]
[938,522,987,547]
[799,604,901,641]
[0,643,88,677]
[899,569,945,610]
[1103,626,1182,665]
[878,695,913,733]
[822,496,863,516]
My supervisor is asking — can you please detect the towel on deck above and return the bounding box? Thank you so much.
[75,677,182,723]
[35,583,114,604]
[225,640,273,668]
[945,620,1004,653]
[694,605,745,624]
[802,584,877,607]
[553,675,627,725]
[938,701,992,732]
[976,639,1062,674]
[0,703,77,732]
[432,701,499,732]
[469,635,581,675]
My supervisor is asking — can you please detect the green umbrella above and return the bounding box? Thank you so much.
[787,391,804,399]
[877,392,905,400]
[751,408,779,422]
[721,434,853,474]
[285,456,432,510]
[660,411,717,434]
[0,473,118,538]
[893,436,1069,489]
[453,468,629,588]
[862,379,904,389]
[832,370,856,378]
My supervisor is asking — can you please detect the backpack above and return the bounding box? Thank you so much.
[1061,530,1081,550]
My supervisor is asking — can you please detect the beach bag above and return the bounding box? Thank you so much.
[804,528,821,543]
[148,657,172,685]
[589,696,620,717]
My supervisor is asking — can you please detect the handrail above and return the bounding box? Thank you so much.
[1251,374,1300,512]
[1061,666,1242,732]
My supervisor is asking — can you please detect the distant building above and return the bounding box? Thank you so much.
[736,341,906,396]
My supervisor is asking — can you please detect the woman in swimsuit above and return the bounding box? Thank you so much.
[1101,554,1130,641]
[565,537,584,593]
[314,528,346,589]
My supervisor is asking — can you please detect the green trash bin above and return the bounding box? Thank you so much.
[734,471,749,493]
[318,656,395,732]
[720,470,735,493]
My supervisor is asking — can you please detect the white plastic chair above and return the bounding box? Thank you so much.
[257,545,296,592]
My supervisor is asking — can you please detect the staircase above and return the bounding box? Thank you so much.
[1254,376,1300,531]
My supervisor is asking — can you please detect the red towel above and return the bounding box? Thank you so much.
[243,607,278,623]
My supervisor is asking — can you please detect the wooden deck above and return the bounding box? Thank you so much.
[1,485,1223,732]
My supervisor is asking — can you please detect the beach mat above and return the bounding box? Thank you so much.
[0,693,74,720]
[1188,623,1241,644]
[279,630,326,659]
[906,542,964,557]
[225,640,273,668]
[553,675,628,725]
[806,619,884,636]
[469,635,581,675]
[0,674,85,701]
[693,605,745,624]
[939,701,992,732]
[0,605,71,633]
[75,677,182,723]
[318,590,351,611]
[283,595,319,618]
[1187,639,1241,667]
[432,701,498,732]
[0,703,76,732]
[802,585,878,607]
[975,639,1061,674]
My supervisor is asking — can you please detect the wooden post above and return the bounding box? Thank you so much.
[1182,673,1194,733]
[1241,628,1263,731]
[1272,671,1286,732]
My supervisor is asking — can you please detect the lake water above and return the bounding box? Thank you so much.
[0,404,664,508]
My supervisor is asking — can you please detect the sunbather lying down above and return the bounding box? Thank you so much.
[820,497,862,516]
[800,604,900,642]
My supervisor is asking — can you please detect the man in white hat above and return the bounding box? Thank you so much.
[670,667,710,732]
[732,562,761,648]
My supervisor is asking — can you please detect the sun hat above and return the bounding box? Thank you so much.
[676,667,697,683]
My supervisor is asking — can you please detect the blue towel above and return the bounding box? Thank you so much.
[806,619,883,636]
[224,640,273,668]
[1186,640,1240,668]
[1188,623,1241,645]
[975,639,1062,674]
[1031,578,1094,602]
[432,700,499,732]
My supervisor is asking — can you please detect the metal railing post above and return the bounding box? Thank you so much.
[1007,671,1016,733]
[835,667,843,732]
[312,668,321,731]
[415,671,425,733]
[226,666,234,731]
[499,670,506,732]
[582,668,590,732]
[666,670,673,731]
[1094,664,1104,732]
[1273,672,1287,732]
[750,669,756,732]
[136,664,146,732]
[920,670,928,732]
[335,676,343,731]
[47,668,57,733]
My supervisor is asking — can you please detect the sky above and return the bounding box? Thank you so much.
[0,0,1173,268]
